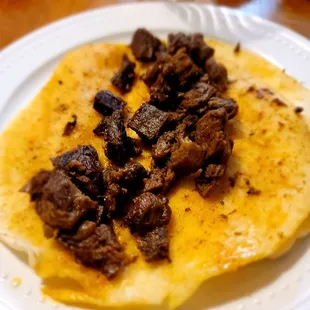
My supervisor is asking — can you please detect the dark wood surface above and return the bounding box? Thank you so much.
[0,0,309,49]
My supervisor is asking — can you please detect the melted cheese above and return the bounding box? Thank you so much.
[0,41,310,309]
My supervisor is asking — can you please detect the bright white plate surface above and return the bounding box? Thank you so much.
[0,2,310,310]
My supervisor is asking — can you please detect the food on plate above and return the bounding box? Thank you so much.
[0,28,310,309]
[111,54,136,93]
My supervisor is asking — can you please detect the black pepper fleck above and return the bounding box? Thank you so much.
[220,214,228,220]
[272,98,287,107]
[261,88,274,95]
[295,106,304,114]
[234,42,241,54]
[247,187,261,196]
[247,85,255,92]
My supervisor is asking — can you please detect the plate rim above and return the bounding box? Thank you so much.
[0,1,309,62]
[0,2,310,310]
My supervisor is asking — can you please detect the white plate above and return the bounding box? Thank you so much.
[0,3,310,310]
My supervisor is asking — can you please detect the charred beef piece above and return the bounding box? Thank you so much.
[192,108,228,159]
[101,182,127,215]
[137,226,170,261]
[128,103,170,141]
[155,116,204,177]
[95,111,141,164]
[125,192,171,233]
[175,114,199,138]
[195,137,234,197]
[204,164,226,178]
[159,48,203,91]
[93,90,126,116]
[57,223,126,279]
[168,32,214,67]
[152,115,199,166]
[142,57,163,87]
[21,170,51,201]
[152,131,177,163]
[35,170,97,230]
[126,192,171,261]
[102,164,123,185]
[52,146,101,178]
[52,145,102,198]
[60,220,97,241]
[102,161,148,215]
[167,112,186,128]
[93,120,106,136]
[208,97,238,120]
[111,54,136,93]
[195,164,226,197]
[143,49,203,109]
[205,58,228,92]
[63,115,77,136]
[130,28,166,62]
[168,138,204,176]
[144,167,176,194]
[24,170,126,278]
[179,80,217,113]
[151,106,229,182]
[119,160,149,189]
[101,165,126,215]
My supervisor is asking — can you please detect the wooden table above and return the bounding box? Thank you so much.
[0,0,309,49]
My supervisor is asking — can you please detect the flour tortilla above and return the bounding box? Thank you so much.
[0,41,310,309]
